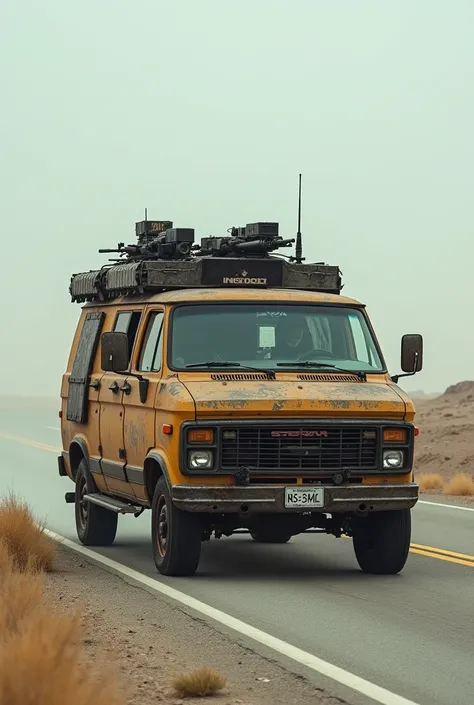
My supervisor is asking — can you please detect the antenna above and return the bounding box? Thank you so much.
[295,173,304,263]
[144,207,148,240]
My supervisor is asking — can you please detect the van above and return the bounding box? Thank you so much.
[59,219,422,576]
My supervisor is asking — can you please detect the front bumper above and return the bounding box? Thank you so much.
[171,482,419,513]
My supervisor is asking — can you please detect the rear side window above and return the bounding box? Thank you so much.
[113,311,142,365]
[67,311,105,424]
[138,312,164,372]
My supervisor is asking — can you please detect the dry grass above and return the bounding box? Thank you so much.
[443,473,474,496]
[0,551,44,635]
[0,608,123,705]
[0,495,224,705]
[0,527,123,705]
[417,473,444,491]
[172,667,227,698]
[0,493,55,571]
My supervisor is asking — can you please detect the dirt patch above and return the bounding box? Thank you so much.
[413,380,474,499]
[46,547,350,705]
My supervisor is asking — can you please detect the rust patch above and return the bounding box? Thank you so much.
[168,382,182,397]
[198,400,218,409]
[327,400,351,410]
[125,419,147,451]
[198,399,249,410]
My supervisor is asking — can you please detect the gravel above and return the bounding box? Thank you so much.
[46,546,350,705]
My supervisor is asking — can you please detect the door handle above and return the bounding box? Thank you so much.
[120,382,132,394]
[89,379,100,391]
[109,382,119,393]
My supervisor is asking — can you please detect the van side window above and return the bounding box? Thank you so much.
[138,312,164,372]
[113,311,142,365]
[67,311,105,424]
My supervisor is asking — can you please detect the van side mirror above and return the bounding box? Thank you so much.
[391,334,423,384]
[401,334,423,373]
[101,332,129,372]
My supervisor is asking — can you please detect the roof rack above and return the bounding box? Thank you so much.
[70,179,342,303]
[69,219,342,303]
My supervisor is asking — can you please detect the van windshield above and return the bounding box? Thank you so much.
[169,304,385,373]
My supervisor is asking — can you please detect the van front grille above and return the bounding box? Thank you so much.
[220,426,379,472]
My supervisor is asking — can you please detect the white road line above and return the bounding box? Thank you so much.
[46,529,421,705]
[419,500,474,513]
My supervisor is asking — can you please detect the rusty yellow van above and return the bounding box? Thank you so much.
[59,219,422,576]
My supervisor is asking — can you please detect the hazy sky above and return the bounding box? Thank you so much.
[1,0,472,397]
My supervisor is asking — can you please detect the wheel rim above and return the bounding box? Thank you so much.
[78,475,88,530]
[156,497,168,558]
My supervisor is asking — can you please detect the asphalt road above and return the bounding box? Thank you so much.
[1,408,473,705]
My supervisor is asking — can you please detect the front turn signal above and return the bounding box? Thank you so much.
[383,428,407,443]
[188,428,214,444]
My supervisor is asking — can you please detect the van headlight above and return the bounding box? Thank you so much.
[383,449,404,469]
[188,450,214,470]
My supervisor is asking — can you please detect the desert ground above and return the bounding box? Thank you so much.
[412,380,474,497]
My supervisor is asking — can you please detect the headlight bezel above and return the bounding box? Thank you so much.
[382,449,405,470]
[188,449,214,470]
[182,425,218,473]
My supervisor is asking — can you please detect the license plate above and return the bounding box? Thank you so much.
[284,487,324,508]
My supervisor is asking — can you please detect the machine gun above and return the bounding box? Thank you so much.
[99,226,195,261]
[197,222,295,258]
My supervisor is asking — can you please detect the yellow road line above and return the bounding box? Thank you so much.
[410,543,474,562]
[409,548,474,568]
[0,431,60,454]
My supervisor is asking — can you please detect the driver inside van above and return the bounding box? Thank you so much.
[274,316,309,359]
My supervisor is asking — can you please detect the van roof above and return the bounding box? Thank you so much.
[84,288,363,308]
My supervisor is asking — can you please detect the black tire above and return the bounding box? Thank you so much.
[250,530,292,544]
[353,509,411,575]
[75,459,118,546]
[151,477,202,576]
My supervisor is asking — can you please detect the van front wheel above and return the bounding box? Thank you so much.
[353,509,411,575]
[151,477,202,577]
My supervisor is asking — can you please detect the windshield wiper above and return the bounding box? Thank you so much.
[277,361,366,380]
[185,361,276,379]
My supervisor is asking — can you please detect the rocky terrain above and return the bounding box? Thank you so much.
[413,380,474,481]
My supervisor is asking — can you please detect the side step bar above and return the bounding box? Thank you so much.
[85,493,144,515]
[65,491,144,516]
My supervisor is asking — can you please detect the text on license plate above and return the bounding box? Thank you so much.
[284,487,324,508]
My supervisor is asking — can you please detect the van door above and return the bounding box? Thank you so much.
[123,309,164,502]
[64,310,106,490]
[98,309,143,498]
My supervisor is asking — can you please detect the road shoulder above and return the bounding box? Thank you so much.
[47,546,349,705]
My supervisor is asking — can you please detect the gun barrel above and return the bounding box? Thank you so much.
[234,237,295,254]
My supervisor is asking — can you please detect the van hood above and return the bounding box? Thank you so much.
[179,378,408,420]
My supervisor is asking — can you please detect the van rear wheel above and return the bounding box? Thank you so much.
[151,477,202,576]
[353,509,411,575]
[75,460,118,546]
